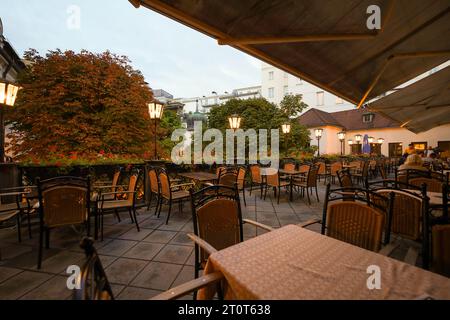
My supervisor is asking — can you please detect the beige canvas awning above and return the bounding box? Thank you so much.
[368,66,450,133]
[129,0,450,107]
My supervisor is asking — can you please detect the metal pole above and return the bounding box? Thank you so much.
[154,120,157,160]
[317,137,320,156]
[0,107,4,163]
[284,134,288,156]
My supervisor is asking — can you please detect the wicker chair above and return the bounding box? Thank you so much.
[409,177,443,193]
[98,172,140,241]
[147,166,161,215]
[73,237,114,300]
[293,164,320,205]
[337,168,353,188]
[93,169,122,194]
[36,176,91,269]
[263,168,290,204]
[249,164,265,198]
[329,162,342,184]
[316,186,394,253]
[316,161,329,185]
[159,169,194,224]
[237,166,247,206]
[187,185,273,299]
[353,160,369,185]
[422,183,449,274]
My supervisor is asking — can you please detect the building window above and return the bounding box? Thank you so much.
[316,91,324,106]
[388,143,403,157]
[362,113,374,123]
[268,87,274,98]
[336,97,343,104]
[268,71,274,80]
[351,144,362,155]
[283,86,289,96]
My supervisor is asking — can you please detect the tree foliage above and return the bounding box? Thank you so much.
[280,94,309,118]
[207,97,310,155]
[6,49,165,161]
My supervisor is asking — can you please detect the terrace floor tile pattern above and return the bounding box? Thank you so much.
[0,183,418,300]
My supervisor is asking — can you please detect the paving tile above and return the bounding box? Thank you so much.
[0,266,22,283]
[101,225,134,238]
[169,232,193,246]
[171,265,195,288]
[185,250,195,266]
[117,286,162,300]
[105,258,148,285]
[143,230,177,244]
[36,250,85,274]
[21,275,73,300]
[0,271,52,300]
[131,262,182,290]
[158,219,189,232]
[123,242,164,261]
[97,239,138,257]
[110,284,125,297]
[153,245,193,265]
[117,228,153,241]
[0,244,33,260]
[140,219,163,229]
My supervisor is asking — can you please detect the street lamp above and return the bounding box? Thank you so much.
[315,128,323,156]
[354,134,362,143]
[281,123,291,155]
[228,114,242,130]
[377,138,384,144]
[0,80,20,162]
[337,131,346,155]
[148,101,164,159]
[368,136,374,144]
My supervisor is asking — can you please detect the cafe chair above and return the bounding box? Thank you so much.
[353,160,369,185]
[316,161,329,185]
[263,168,290,204]
[307,185,396,254]
[158,169,194,224]
[422,181,449,276]
[237,166,247,206]
[98,172,141,241]
[293,164,320,205]
[36,176,91,269]
[187,185,273,299]
[409,177,443,193]
[147,166,162,215]
[249,164,265,199]
[73,237,114,300]
[328,162,342,184]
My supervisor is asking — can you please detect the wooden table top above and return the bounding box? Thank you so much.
[177,172,217,182]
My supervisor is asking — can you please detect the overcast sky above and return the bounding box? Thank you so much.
[0,0,262,99]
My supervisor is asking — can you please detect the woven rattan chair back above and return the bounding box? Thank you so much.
[409,177,442,193]
[283,162,296,171]
[299,164,310,174]
[250,165,262,184]
[375,189,422,240]
[265,168,280,187]
[307,165,319,187]
[330,162,342,175]
[218,167,239,188]
[431,224,450,277]
[316,162,326,175]
[159,171,171,199]
[326,201,384,252]
[148,168,159,193]
[337,169,353,188]
[237,166,246,189]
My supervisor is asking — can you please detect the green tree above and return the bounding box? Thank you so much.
[159,110,182,157]
[207,98,310,156]
[6,49,174,161]
[280,94,309,118]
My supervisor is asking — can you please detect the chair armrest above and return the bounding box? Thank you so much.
[100,191,136,201]
[243,219,274,231]
[150,272,224,300]
[187,233,218,255]
[0,191,31,197]
[298,218,321,228]
[379,243,399,256]
[171,183,195,189]
[203,182,215,187]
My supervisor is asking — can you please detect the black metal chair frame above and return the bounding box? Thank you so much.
[73,237,114,300]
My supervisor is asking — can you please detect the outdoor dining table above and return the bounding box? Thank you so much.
[278,169,305,201]
[198,224,450,300]
[177,172,217,189]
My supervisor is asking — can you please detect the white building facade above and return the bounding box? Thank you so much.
[261,62,354,112]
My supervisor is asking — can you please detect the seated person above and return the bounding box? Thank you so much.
[398,154,428,172]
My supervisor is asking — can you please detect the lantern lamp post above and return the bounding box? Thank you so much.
[228,114,242,131]
[314,128,323,156]
[0,80,20,162]
[281,123,291,155]
[337,131,346,155]
[148,101,164,160]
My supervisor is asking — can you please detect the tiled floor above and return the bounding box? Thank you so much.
[0,182,413,300]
